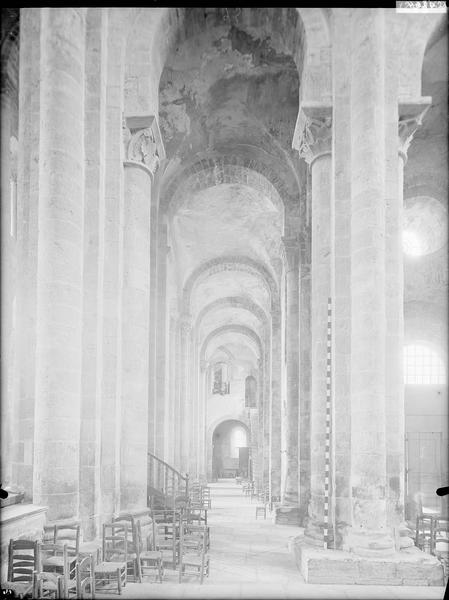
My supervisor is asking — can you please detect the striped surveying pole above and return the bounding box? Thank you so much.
[323,297,332,549]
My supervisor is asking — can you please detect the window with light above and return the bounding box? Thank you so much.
[404,344,446,385]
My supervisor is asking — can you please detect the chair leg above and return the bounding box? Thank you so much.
[117,568,122,595]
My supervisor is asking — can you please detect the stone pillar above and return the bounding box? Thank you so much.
[79,7,108,539]
[33,8,86,519]
[384,102,430,540]
[262,347,270,490]
[256,358,264,489]
[270,314,282,499]
[295,105,333,544]
[148,188,159,456]
[277,237,301,521]
[13,8,41,501]
[345,9,394,556]
[156,223,169,460]
[298,250,311,523]
[189,330,199,478]
[168,309,178,467]
[1,35,18,490]
[120,117,162,509]
[179,314,192,474]
[199,359,208,477]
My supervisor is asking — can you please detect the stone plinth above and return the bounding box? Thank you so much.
[291,537,444,586]
[275,504,301,526]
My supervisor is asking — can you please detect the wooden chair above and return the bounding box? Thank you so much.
[202,487,211,509]
[184,507,208,527]
[41,542,75,598]
[152,508,180,569]
[112,516,142,583]
[136,520,164,582]
[33,571,64,599]
[178,522,209,584]
[2,539,40,599]
[93,523,128,594]
[53,521,81,558]
[65,553,96,599]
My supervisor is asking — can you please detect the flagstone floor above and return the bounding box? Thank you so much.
[97,480,446,599]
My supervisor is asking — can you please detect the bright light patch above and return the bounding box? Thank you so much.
[404,344,446,384]
[231,426,247,457]
[402,230,425,256]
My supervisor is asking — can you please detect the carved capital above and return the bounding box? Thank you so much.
[398,98,431,163]
[293,104,332,166]
[124,115,166,175]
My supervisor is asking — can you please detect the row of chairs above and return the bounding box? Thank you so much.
[3,538,94,599]
[2,506,211,598]
[239,479,277,519]
[189,482,212,509]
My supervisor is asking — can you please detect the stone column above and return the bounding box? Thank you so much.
[1,48,18,490]
[345,9,394,556]
[384,102,430,540]
[13,8,40,501]
[179,314,192,473]
[99,13,127,520]
[278,237,301,521]
[263,346,271,490]
[295,105,333,544]
[168,308,179,467]
[33,8,86,519]
[189,330,199,478]
[120,117,162,509]
[270,313,282,499]
[156,223,169,460]
[79,7,108,539]
[199,359,208,477]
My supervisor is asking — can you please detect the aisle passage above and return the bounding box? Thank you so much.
[98,480,444,599]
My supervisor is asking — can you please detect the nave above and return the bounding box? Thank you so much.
[96,481,443,600]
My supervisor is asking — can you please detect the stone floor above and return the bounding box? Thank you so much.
[97,480,446,599]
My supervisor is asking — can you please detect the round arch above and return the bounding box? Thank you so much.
[161,151,294,217]
[195,296,269,332]
[123,7,331,115]
[183,256,279,315]
[200,325,263,364]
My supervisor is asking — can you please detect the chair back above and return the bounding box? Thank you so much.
[7,539,39,582]
[54,521,80,556]
[102,522,130,562]
[76,553,95,598]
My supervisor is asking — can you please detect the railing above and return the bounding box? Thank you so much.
[147,451,189,509]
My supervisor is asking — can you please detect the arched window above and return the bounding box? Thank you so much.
[404,344,446,384]
[245,375,257,407]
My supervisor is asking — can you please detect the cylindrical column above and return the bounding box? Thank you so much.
[270,312,282,499]
[13,9,41,501]
[156,223,169,460]
[296,106,333,544]
[120,161,152,510]
[308,153,332,544]
[148,184,159,456]
[33,8,86,519]
[346,8,394,556]
[168,309,179,467]
[179,314,192,474]
[281,238,300,510]
[79,7,108,539]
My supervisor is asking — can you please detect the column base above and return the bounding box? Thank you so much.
[275,503,302,526]
[291,535,444,585]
